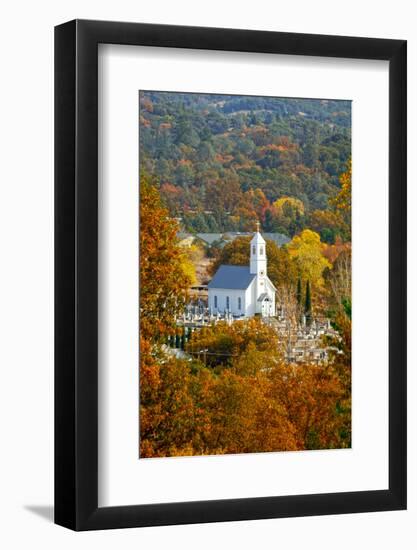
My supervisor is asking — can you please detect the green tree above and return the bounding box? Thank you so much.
[296,277,302,306]
[197,141,215,162]
[305,280,312,323]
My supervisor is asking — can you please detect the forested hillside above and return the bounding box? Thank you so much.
[139,91,351,239]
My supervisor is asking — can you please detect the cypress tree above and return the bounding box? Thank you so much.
[296,277,302,306]
[264,209,274,232]
[305,280,312,324]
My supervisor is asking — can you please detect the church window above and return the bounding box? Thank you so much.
[214,295,217,308]
[260,246,264,255]
[252,245,255,255]
[226,296,230,310]
[238,297,242,310]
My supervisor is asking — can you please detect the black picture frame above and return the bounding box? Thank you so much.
[55,19,407,531]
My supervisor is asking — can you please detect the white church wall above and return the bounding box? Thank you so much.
[209,288,246,316]
[244,280,256,317]
[265,278,276,316]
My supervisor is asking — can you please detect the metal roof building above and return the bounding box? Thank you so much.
[207,265,256,290]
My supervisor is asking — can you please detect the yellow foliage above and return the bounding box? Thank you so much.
[273,196,305,217]
[287,229,332,287]
[330,159,351,215]
[180,253,197,286]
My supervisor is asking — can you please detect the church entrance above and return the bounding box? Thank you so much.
[260,296,273,317]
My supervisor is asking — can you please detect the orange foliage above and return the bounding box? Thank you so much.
[323,238,351,264]
[141,318,350,458]
[140,174,192,341]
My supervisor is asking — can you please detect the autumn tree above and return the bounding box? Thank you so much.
[203,365,299,454]
[308,159,352,242]
[141,333,300,457]
[186,318,281,368]
[329,158,351,221]
[204,175,243,229]
[186,318,349,453]
[330,159,352,243]
[322,237,351,264]
[179,251,197,286]
[208,237,251,275]
[140,349,218,457]
[276,284,300,355]
[268,361,348,449]
[287,229,332,289]
[250,188,270,220]
[142,314,351,457]
[273,196,305,218]
[308,208,344,243]
[159,182,184,215]
[322,294,352,449]
[262,196,306,236]
[320,244,352,333]
[140,173,193,341]
[230,200,258,231]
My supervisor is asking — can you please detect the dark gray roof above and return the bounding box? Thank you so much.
[223,232,251,240]
[196,233,224,245]
[226,232,290,247]
[208,265,256,290]
[263,233,291,246]
[194,232,290,247]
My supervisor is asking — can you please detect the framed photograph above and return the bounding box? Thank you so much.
[55,19,406,530]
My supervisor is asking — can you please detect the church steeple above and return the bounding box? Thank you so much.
[250,223,267,276]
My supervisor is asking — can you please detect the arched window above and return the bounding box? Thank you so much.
[252,245,255,255]
[214,295,217,308]
[238,297,242,310]
[260,246,264,255]
[226,296,230,310]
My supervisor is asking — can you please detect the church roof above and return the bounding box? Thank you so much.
[196,233,223,245]
[208,265,256,290]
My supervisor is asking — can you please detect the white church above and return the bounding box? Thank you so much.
[208,227,276,318]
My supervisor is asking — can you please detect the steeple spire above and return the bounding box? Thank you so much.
[250,224,266,275]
